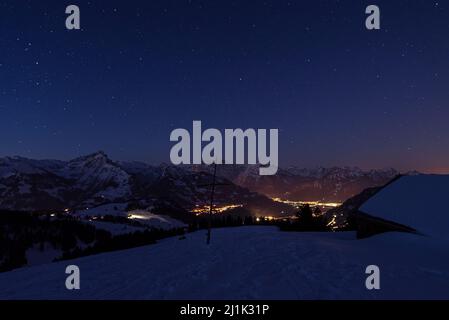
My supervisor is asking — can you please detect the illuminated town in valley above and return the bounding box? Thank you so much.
[271,198,341,210]
[191,204,244,215]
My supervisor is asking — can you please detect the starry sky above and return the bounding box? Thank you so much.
[0,0,448,172]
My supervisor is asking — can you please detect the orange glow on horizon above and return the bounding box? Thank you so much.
[420,168,449,174]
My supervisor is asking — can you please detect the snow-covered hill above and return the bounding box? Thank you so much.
[0,226,448,299]
[360,174,449,240]
[78,204,187,231]
[64,152,132,204]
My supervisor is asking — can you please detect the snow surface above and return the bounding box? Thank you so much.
[87,221,146,235]
[77,203,129,217]
[127,210,187,230]
[76,204,186,230]
[360,174,449,239]
[0,226,448,299]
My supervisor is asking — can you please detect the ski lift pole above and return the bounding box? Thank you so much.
[206,163,217,245]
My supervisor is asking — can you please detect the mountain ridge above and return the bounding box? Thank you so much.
[0,152,408,220]
[188,164,401,202]
[0,152,292,217]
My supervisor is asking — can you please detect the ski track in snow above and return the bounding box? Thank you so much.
[1,227,449,299]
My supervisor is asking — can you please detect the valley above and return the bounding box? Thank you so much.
[0,151,402,273]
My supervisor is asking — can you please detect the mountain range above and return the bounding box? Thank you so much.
[0,152,400,217]
[188,164,400,202]
[0,152,291,217]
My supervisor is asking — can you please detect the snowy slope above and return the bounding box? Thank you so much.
[87,221,146,235]
[76,203,129,216]
[64,152,132,202]
[360,174,449,239]
[77,204,187,230]
[127,209,187,230]
[1,227,448,299]
[0,156,65,178]
[73,203,186,230]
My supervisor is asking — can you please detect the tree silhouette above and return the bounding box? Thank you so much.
[297,204,314,226]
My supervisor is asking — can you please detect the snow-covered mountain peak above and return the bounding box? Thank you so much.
[69,151,111,166]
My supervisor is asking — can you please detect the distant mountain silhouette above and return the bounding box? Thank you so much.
[0,152,292,217]
[188,164,400,202]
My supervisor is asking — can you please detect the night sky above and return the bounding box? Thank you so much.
[0,0,448,173]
